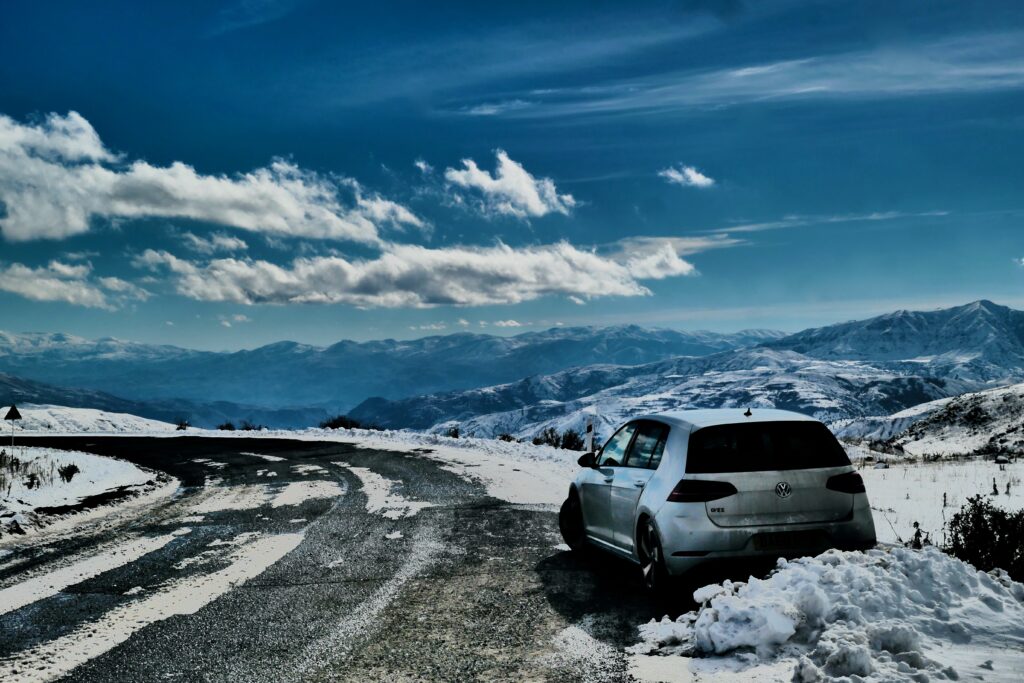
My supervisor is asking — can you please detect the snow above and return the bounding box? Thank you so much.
[336,463,434,518]
[0,405,177,433]
[270,480,346,508]
[631,546,1024,682]
[860,459,1024,545]
[0,532,304,683]
[1,446,160,537]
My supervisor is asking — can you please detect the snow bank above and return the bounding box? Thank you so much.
[0,405,177,433]
[1,447,160,537]
[631,547,1024,682]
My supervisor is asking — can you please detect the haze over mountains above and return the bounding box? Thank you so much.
[1,300,1022,433]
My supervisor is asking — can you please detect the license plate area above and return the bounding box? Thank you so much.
[752,529,829,552]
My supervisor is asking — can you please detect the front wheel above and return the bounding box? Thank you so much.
[559,491,587,552]
[638,519,671,594]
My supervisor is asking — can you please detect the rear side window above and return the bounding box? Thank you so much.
[686,421,850,473]
[626,421,669,470]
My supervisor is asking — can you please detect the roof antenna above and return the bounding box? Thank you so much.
[743,407,752,417]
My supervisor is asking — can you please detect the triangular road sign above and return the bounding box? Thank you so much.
[4,405,22,420]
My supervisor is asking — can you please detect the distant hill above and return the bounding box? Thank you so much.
[0,326,784,411]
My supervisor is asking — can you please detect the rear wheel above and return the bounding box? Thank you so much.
[638,518,671,594]
[559,490,587,552]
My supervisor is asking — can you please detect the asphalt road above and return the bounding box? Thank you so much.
[0,437,674,682]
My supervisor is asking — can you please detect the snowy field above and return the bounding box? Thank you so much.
[0,405,178,434]
[0,446,167,539]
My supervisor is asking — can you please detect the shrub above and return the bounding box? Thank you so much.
[217,421,236,431]
[497,433,517,442]
[559,429,585,451]
[239,420,265,431]
[533,427,561,448]
[175,418,190,431]
[58,463,80,483]
[944,495,1024,581]
[319,415,362,430]
[445,425,460,439]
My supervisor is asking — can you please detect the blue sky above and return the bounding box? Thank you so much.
[1,0,1023,350]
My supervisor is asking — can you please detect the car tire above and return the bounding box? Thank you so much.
[638,518,671,594]
[559,490,587,552]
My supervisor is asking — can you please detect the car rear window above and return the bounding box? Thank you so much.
[685,421,850,473]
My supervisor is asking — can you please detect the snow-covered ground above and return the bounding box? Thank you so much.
[0,405,177,434]
[630,546,1024,682]
[0,446,167,539]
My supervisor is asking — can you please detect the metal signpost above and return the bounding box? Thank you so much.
[4,404,21,452]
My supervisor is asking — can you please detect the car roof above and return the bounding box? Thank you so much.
[632,408,818,430]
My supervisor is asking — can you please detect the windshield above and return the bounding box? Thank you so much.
[686,421,850,473]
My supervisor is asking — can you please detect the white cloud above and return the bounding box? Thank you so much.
[659,165,715,188]
[444,150,576,218]
[133,238,697,308]
[464,100,532,116]
[183,232,249,254]
[0,111,422,243]
[457,318,470,326]
[0,260,148,310]
[414,158,433,174]
[409,322,447,331]
[568,295,585,305]
[493,319,522,328]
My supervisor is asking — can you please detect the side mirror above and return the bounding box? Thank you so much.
[577,452,597,468]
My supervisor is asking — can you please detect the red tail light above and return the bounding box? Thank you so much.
[667,479,738,503]
[826,471,866,494]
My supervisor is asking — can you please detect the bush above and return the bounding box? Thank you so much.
[532,427,561,448]
[559,429,585,451]
[58,463,80,483]
[239,420,265,431]
[445,425,460,439]
[497,433,517,442]
[319,415,362,430]
[175,418,190,431]
[945,495,1024,580]
[217,421,236,431]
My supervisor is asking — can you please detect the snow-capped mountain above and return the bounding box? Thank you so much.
[349,347,975,439]
[763,300,1024,382]
[0,326,783,410]
[840,382,1024,458]
[348,300,1024,439]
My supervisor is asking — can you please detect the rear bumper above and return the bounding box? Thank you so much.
[654,495,877,576]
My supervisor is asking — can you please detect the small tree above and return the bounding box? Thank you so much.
[217,421,236,431]
[175,418,190,431]
[319,415,362,430]
[445,425,460,439]
[945,495,1024,580]
[58,463,80,483]
[240,420,265,431]
[533,427,560,448]
[559,429,585,451]
[497,433,516,442]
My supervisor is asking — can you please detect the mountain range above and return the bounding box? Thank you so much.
[349,301,1024,438]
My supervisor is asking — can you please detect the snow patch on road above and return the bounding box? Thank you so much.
[292,463,327,475]
[243,452,285,462]
[189,485,270,513]
[270,480,345,508]
[630,546,1024,682]
[0,530,189,615]
[0,532,303,683]
[335,464,433,519]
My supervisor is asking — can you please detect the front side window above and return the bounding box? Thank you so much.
[598,423,636,467]
[626,421,669,470]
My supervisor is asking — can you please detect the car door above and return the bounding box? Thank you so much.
[609,420,669,551]
[578,422,637,546]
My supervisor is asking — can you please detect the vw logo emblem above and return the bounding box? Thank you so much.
[775,482,793,499]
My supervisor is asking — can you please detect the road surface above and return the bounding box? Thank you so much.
[0,437,672,682]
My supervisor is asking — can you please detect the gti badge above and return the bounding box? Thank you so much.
[775,481,793,499]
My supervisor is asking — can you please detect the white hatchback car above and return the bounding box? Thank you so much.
[558,409,876,591]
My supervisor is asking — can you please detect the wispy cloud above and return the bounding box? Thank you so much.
[659,165,715,188]
[208,0,306,36]
[710,210,950,234]
[456,32,1024,118]
[444,150,576,219]
[0,111,422,244]
[183,232,249,254]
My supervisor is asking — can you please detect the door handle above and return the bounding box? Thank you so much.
[603,477,614,483]
[634,480,646,487]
